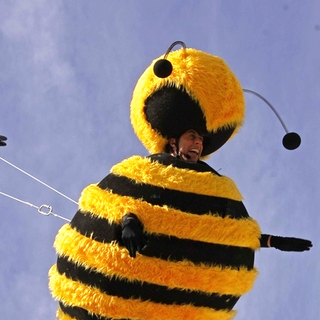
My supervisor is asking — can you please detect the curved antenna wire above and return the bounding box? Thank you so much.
[243,88,289,133]
[154,41,187,78]
[163,41,186,59]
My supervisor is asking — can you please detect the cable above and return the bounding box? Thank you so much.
[0,156,78,205]
[0,191,71,222]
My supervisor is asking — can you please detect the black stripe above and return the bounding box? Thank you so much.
[59,303,130,320]
[70,210,122,243]
[148,153,222,175]
[141,234,254,270]
[70,211,254,269]
[98,174,248,219]
[57,256,239,311]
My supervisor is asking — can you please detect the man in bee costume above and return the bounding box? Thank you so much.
[49,42,312,320]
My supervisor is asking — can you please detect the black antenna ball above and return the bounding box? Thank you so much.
[282,132,301,150]
[153,41,186,78]
[153,59,173,78]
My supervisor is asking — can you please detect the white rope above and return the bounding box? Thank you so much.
[0,191,71,222]
[0,156,78,205]
[0,191,38,209]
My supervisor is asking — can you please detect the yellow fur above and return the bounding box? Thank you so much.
[53,224,258,296]
[110,155,243,200]
[56,308,76,320]
[130,48,245,155]
[50,266,236,320]
[51,154,260,319]
[50,45,259,320]
[79,184,260,249]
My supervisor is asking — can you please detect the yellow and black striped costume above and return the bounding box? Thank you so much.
[49,153,261,320]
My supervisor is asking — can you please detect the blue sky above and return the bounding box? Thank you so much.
[0,1,319,319]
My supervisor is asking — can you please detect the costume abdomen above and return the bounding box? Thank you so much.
[49,154,261,320]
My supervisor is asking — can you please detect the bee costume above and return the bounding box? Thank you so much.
[49,42,311,320]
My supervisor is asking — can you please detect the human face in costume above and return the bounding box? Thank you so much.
[169,129,204,163]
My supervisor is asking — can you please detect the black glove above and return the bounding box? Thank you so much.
[0,135,7,146]
[121,213,148,258]
[270,236,313,252]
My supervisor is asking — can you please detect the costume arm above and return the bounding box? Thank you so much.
[260,234,312,251]
[122,213,148,258]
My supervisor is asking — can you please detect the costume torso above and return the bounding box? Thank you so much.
[49,153,261,320]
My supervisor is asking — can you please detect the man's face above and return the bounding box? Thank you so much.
[176,129,204,162]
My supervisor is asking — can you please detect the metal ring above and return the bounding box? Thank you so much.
[38,204,53,216]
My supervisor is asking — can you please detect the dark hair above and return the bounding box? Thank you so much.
[164,142,173,154]
[164,136,180,154]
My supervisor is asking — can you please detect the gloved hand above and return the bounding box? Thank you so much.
[0,135,7,146]
[121,213,148,258]
[270,236,313,252]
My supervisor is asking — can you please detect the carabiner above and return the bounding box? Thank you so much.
[38,204,53,217]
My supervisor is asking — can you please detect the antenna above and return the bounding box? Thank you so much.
[243,89,301,150]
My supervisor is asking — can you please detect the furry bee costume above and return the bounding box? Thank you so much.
[49,45,296,320]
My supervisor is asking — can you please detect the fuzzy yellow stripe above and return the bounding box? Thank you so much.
[49,265,236,320]
[79,184,261,249]
[130,49,244,156]
[110,156,243,200]
[56,308,75,320]
[53,224,258,296]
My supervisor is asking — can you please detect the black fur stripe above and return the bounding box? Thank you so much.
[70,211,122,243]
[57,256,240,311]
[59,303,128,320]
[148,153,222,175]
[70,211,254,269]
[142,234,254,269]
[98,174,248,219]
